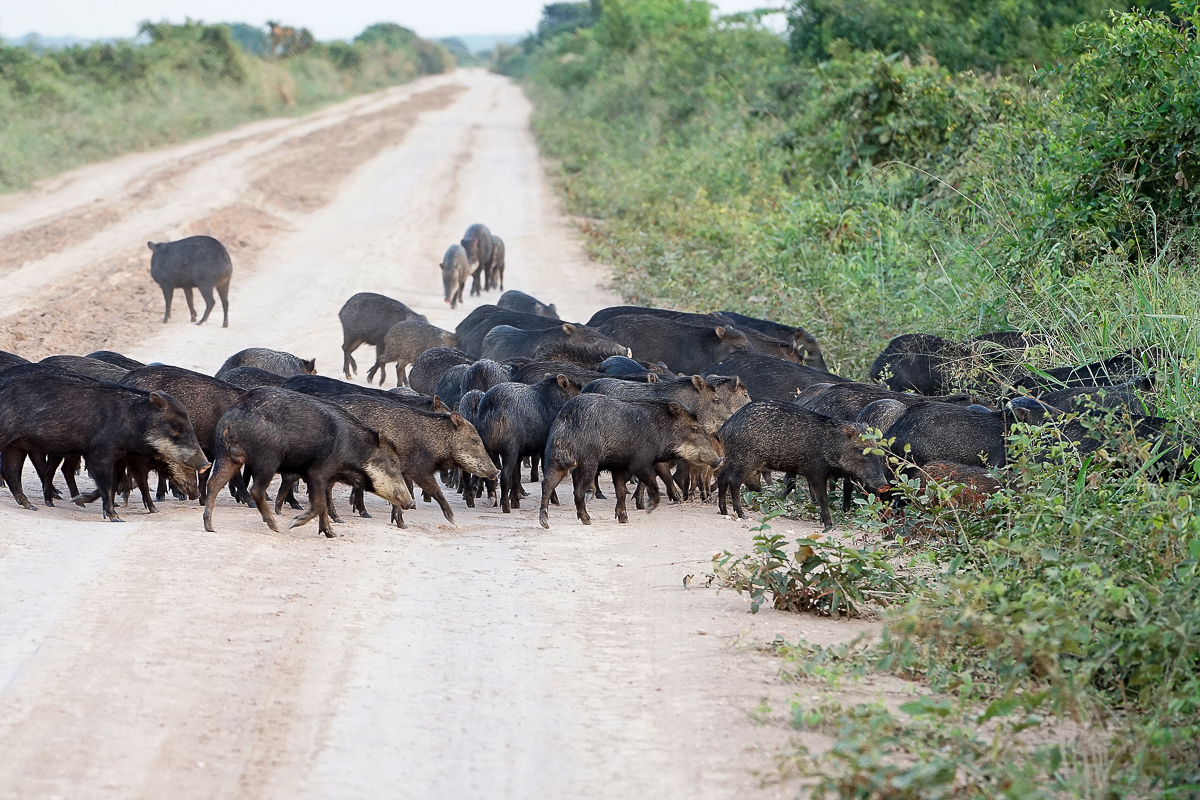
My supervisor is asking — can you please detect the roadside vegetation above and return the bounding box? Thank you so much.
[0,21,453,192]
[510,0,1200,795]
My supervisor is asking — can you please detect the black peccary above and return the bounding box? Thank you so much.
[489,236,506,292]
[218,366,288,390]
[716,310,828,372]
[796,381,972,420]
[434,360,511,411]
[855,398,908,435]
[481,323,629,364]
[455,390,496,508]
[498,290,558,319]
[596,355,673,381]
[508,360,606,387]
[1013,349,1154,392]
[884,401,1035,468]
[441,243,470,309]
[39,355,129,382]
[538,396,723,528]
[0,371,209,521]
[87,351,146,371]
[369,320,457,387]
[1036,376,1155,416]
[703,351,850,402]
[476,374,583,513]
[455,305,576,356]
[202,388,414,536]
[337,292,427,379]
[0,350,31,375]
[716,400,889,528]
[461,223,495,296]
[582,375,749,436]
[407,347,475,395]
[594,315,752,375]
[148,235,233,327]
[314,393,498,527]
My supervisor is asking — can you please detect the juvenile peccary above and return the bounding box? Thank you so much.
[476,374,583,513]
[434,359,511,410]
[703,351,850,401]
[39,355,129,382]
[594,315,752,375]
[538,396,723,528]
[219,366,288,390]
[216,348,315,380]
[456,390,495,508]
[202,388,415,536]
[498,290,558,319]
[369,320,457,387]
[797,381,972,421]
[1036,376,1155,415]
[338,292,428,379]
[314,394,498,527]
[884,401,1034,468]
[148,236,233,327]
[461,223,495,296]
[119,365,245,504]
[87,351,146,371]
[456,305,572,356]
[481,323,629,364]
[0,371,209,521]
[597,355,673,381]
[716,310,828,372]
[490,236,505,292]
[0,350,30,374]
[717,400,889,528]
[408,347,474,395]
[441,243,470,309]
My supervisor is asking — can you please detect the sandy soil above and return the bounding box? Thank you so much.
[0,69,911,798]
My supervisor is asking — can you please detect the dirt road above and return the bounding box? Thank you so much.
[0,69,885,798]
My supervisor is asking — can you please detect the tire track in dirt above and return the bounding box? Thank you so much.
[0,84,466,360]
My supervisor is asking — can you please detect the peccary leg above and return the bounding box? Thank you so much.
[656,463,680,502]
[806,474,834,529]
[251,475,280,532]
[131,465,156,513]
[500,450,519,513]
[538,459,573,529]
[33,454,56,505]
[160,285,174,323]
[89,453,121,522]
[275,475,300,515]
[612,469,630,524]
[183,287,198,323]
[196,284,217,325]
[3,447,35,510]
[469,266,483,296]
[571,466,592,526]
[202,453,244,532]
[217,281,230,327]
[414,473,455,524]
[342,336,365,379]
[350,487,371,518]
[63,455,81,500]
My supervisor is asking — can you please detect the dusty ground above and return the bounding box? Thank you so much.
[0,69,912,798]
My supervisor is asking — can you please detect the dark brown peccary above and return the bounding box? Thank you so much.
[481,323,629,364]
[39,355,129,383]
[216,348,315,380]
[716,310,828,372]
[369,320,457,387]
[497,290,558,319]
[476,374,584,513]
[337,292,428,379]
[455,305,580,356]
[1035,376,1156,416]
[1012,349,1155,393]
[407,348,475,395]
[148,236,232,327]
[717,400,889,528]
[702,350,851,402]
[461,223,495,297]
[319,394,499,526]
[884,401,1034,468]
[441,243,470,309]
[87,351,147,371]
[594,315,752,375]
[489,235,505,292]
[538,396,723,528]
[202,388,414,536]
[0,371,209,521]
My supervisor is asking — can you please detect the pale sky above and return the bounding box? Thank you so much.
[1,1,786,41]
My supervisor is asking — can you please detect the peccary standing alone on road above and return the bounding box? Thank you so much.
[461,223,495,297]
[148,236,233,327]
[441,243,470,309]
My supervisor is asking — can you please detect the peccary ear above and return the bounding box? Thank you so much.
[646,373,658,383]
[432,395,448,412]
[450,411,466,428]
[714,326,727,339]
[147,242,157,252]
[562,323,576,335]
[149,391,170,411]
[556,374,570,389]
[303,358,316,374]
[691,375,712,393]
[667,401,688,417]
[549,304,558,315]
